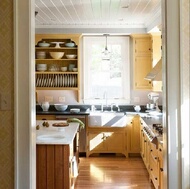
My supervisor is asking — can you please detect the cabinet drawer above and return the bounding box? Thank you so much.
[36,115,56,120]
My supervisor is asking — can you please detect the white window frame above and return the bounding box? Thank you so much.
[82,35,130,105]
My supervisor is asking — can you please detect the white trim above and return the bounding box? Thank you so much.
[14,0,36,189]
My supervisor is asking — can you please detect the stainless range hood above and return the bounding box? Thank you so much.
[144,59,162,81]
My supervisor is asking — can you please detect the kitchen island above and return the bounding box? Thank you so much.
[36,121,79,189]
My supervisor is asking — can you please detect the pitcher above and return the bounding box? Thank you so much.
[134,105,141,112]
[41,101,50,111]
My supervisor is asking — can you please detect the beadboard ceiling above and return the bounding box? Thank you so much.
[35,0,161,33]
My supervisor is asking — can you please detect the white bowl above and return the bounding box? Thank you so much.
[50,52,64,59]
[61,67,67,72]
[66,54,77,59]
[37,64,47,68]
[70,108,80,113]
[54,104,68,111]
[72,68,78,72]
[38,42,50,47]
[65,42,75,47]
[36,67,47,72]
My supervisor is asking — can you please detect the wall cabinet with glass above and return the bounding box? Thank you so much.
[35,34,81,101]
[131,34,152,90]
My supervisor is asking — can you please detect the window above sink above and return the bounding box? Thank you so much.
[83,36,131,105]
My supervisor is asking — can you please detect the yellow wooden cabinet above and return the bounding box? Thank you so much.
[158,144,164,189]
[149,143,159,189]
[36,114,56,120]
[131,34,153,90]
[140,125,151,170]
[86,127,128,157]
[128,115,141,154]
[151,34,162,92]
[35,34,81,101]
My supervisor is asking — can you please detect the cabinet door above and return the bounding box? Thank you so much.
[105,132,125,151]
[134,37,152,56]
[128,116,141,153]
[134,56,152,89]
[88,132,105,151]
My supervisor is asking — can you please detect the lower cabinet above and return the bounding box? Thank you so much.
[128,115,141,154]
[158,144,164,189]
[36,134,79,189]
[140,128,163,189]
[86,127,128,157]
[149,143,159,189]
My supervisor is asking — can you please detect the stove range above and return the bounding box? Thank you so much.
[143,123,163,146]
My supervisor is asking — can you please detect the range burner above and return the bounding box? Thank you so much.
[152,124,163,135]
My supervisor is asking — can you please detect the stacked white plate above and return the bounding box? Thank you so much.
[36,64,47,72]
[36,51,46,59]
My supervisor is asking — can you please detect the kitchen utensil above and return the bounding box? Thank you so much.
[66,54,77,59]
[65,42,75,47]
[41,101,50,111]
[134,105,141,112]
[49,52,64,59]
[54,104,68,111]
[51,42,64,48]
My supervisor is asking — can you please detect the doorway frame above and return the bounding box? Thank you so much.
[14,0,190,188]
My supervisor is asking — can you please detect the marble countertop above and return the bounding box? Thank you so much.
[36,121,79,145]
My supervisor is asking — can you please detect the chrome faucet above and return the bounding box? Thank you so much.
[101,91,108,111]
[111,103,120,112]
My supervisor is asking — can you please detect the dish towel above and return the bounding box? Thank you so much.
[67,118,85,130]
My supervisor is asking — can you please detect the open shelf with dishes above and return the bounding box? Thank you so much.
[36,73,78,89]
[35,34,81,101]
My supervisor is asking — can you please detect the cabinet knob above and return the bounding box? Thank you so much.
[160,168,164,172]
[155,157,157,160]
[155,177,158,180]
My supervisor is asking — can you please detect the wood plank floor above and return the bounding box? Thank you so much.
[75,156,155,189]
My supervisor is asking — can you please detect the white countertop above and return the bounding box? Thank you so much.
[36,121,79,145]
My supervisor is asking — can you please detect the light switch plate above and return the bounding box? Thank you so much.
[0,93,11,110]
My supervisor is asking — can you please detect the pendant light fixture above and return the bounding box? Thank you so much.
[102,34,110,60]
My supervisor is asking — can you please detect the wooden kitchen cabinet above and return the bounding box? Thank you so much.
[36,134,79,189]
[140,125,151,170]
[35,34,81,102]
[86,127,128,157]
[149,143,159,189]
[36,114,56,120]
[128,115,141,154]
[151,34,162,92]
[158,144,164,189]
[131,34,152,90]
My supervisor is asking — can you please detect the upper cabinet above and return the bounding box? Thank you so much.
[131,34,152,90]
[151,34,162,92]
[35,34,81,101]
